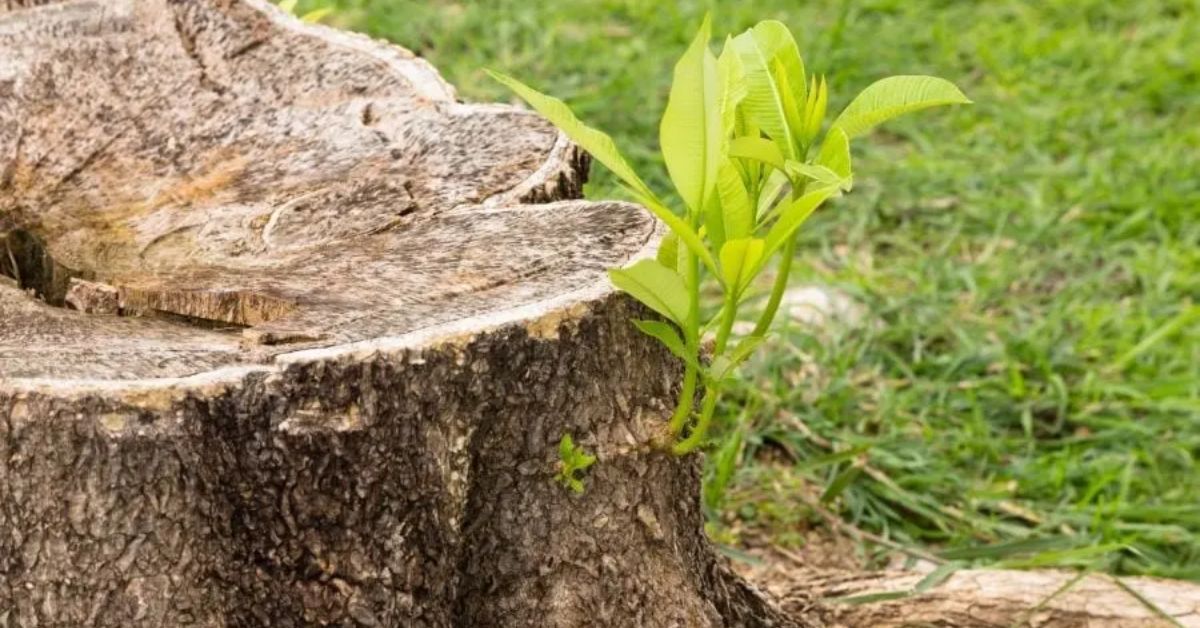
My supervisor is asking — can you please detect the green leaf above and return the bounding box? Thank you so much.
[716,158,754,241]
[490,69,720,275]
[821,464,862,503]
[703,192,726,252]
[656,231,679,271]
[831,75,971,139]
[795,443,873,471]
[733,96,761,140]
[277,0,298,14]
[557,433,596,493]
[802,75,828,145]
[575,451,597,469]
[717,37,747,140]
[488,70,660,204]
[914,562,962,593]
[719,238,765,294]
[300,7,333,22]
[730,84,763,186]
[632,319,691,364]
[756,169,790,219]
[939,536,1082,561]
[763,187,835,258]
[773,58,806,151]
[729,136,785,171]
[637,193,719,276]
[608,259,691,325]
[816,126,852,179]
[556,430,594,494]
[785,161,843,187]
[661,15,721,215]
[732,21,806,160]
[997,543,1128,570]
[559,433,575,462]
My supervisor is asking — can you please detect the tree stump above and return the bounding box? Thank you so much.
[5,2,1200,627]
[0,1,791,625]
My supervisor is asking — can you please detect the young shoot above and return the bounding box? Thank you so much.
[555,434,597,494]
[491,17,969,455]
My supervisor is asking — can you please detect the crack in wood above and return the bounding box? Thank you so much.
[171,6,227,95]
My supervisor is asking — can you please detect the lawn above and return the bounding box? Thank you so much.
[319,0,1200,579]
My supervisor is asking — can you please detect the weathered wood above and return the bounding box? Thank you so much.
[781,568,1200,627]
[1,0,595,375]
[6,1,1200,627]
[0,1,797,626]
[3,290,807,627]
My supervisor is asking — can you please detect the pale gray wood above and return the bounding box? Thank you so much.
[0,0,608,381]
[782,568,1200,627]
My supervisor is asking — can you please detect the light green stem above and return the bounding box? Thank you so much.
[668,360,698,435]
[674,293,738,453]
[673,385,720,454]
[668,224,703,437]
[714,294,738,355]
[751,176,808,338]
[751,236,796,337]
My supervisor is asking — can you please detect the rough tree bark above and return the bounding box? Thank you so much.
[2,1,1199,627]
[0,1,793,625]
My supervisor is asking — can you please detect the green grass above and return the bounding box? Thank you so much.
[320,0,1200,579]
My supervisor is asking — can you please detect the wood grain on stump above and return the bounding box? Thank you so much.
[5,2,1200,627]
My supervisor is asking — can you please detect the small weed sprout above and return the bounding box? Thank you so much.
[556,434,597,494]
[493,17,969,456]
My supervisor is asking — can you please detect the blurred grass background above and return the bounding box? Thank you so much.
[312,0,1200,579]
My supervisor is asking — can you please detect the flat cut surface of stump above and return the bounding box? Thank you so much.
[9,3,1200,628]
[0,0,653,382]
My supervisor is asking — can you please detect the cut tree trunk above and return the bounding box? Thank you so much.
[3,2,1200,627]
[0,1,793,626]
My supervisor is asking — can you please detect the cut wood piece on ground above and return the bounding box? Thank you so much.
[738,541,1200,627]
[788,568,1200,627]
